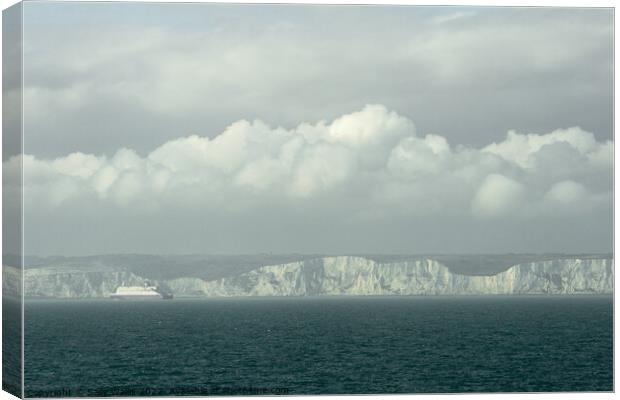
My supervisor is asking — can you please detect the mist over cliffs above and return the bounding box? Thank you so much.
[3,254,613,298]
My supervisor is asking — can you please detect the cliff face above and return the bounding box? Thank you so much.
[187,256,613,297]
[8,256,612,298]
[14,267,149,298]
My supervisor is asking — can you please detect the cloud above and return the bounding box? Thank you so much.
[482,127,599,169]
[10,105,611,220]
[431,11,476,24]
[20,6,613,158]
[9,104,612,255]
[10,5,613,255]
[471,174,525,218]
[544,180,587,205]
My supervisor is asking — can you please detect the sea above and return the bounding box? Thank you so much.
[22,296,612,397]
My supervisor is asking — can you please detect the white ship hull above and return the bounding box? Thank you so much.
[110,285,173,300]
[110,294,164,300]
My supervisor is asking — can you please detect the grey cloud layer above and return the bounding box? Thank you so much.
[7,105,612,255]
[10,5,613,255]
[15,5,613,158]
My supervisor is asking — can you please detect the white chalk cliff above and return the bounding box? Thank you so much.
[5,256,613,298]
[184,256,613,297]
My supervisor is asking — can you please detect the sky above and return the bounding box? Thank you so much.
[3,3,613,256]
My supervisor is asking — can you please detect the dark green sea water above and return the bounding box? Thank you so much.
[23,296,612,396]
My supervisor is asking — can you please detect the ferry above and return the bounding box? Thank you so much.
[110,284,173,300]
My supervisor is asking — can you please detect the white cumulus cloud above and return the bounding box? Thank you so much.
[471,174,525,218]
[8,105,611,222]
